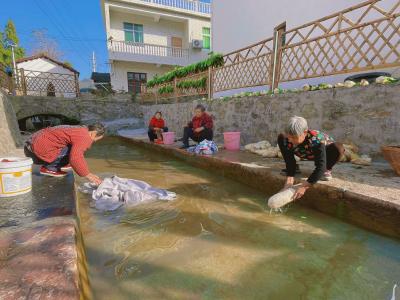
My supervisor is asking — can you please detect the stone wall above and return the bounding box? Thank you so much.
[78,96,142,124]
[9,94,142,124]
[5,83,400,155]
[0,91,22,156]
[141,83,400,155]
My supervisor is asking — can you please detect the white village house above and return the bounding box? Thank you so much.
[101,0,212,93]
[16,54,80,98]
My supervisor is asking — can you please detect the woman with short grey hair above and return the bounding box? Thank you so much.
[277,116,344,200]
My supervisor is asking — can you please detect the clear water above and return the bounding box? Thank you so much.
[77,137,400,300]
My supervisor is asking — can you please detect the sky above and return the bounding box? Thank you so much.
[0,0,211,79]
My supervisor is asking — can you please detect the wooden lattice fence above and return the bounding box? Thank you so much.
[18,69,79,97]
[0,68,80,98]
[142,0,400,103]
[279,0,400,82]
[212,38,274,93]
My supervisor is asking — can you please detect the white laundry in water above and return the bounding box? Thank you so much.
[82,176,176,211]
[267,184,301,209]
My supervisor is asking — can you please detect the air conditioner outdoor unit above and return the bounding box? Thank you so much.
[192,39,203,49]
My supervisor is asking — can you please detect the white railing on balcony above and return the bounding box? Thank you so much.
[140,0,211,14]
[108,40,190,59]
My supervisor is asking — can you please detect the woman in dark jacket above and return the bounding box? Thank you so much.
[181,104,213,148]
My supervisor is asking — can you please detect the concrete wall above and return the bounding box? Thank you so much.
[110,11,188,47]
[0,92,22,156]
[106,1,211,47]
[141,83,400,155]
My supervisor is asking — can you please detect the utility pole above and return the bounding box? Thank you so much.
[92,51,97,73]
[11,44,17,74]
[6,40,18,86]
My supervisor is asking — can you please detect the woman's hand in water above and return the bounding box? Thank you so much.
[282,176,294,191]
[293,182,311,200]
[86,173,103,186]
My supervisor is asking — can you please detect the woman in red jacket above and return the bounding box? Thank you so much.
[181,104,213,148]
[148,112,168,143]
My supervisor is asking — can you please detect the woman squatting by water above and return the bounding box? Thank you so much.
[277,116,345,200]
[148,111,168,144]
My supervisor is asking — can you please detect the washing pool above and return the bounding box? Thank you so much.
[76,137,400,300]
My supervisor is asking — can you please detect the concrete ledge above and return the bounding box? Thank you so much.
[0,217,80,299]
[0,170,91,300]
[121,136,400,240]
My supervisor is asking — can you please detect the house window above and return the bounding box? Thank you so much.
[202,27,211,49]
[124,22,144,43]
[127,72,147,94]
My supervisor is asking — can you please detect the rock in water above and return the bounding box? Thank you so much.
[267,185,300,209]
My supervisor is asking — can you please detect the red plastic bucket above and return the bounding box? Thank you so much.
[223,132,241,151]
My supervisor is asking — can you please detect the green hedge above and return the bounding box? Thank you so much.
[158,77,208,95]
[176,77,207,89]
[147,53,223,88]
[158,85,174,94]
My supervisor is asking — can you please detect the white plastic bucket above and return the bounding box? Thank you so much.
[0,157,33,197]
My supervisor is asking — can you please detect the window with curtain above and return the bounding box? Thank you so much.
[202,27,211,49]
[124,22,144,43]
[127,72,147,94]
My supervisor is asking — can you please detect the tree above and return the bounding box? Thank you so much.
[63,61,72,68]
[30,30,63,60]
[0,32,5,66]
[1,20,25,66]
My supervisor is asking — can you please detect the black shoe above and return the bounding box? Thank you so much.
[280,164,301,175]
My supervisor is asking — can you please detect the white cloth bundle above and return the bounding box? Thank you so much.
[267,184,301,209]
[82,176,176,211]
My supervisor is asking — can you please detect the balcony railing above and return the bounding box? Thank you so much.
[139,0,211,14]
[108,40,190,59]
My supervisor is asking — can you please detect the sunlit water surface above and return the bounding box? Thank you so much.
[77,138,400,300]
